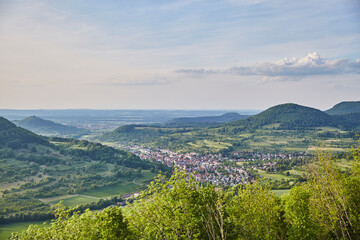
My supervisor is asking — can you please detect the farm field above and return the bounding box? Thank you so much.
[257,170,295,181]
[80,170,157,198]
[36,170,157,207]
[48,195,100,208]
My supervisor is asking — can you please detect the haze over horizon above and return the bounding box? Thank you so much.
[1,0,359,110]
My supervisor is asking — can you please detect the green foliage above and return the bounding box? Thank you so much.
[10,204,132,240]
[285,186,320,239]
[228,182,286,240]
[127,170,209,239]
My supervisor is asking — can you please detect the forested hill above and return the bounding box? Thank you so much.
[165,112,251,127]
[0,116,48,148]
[98,124,190,143]
[13,115,87,136]
[227,103,335,130]
[325,101,360,115]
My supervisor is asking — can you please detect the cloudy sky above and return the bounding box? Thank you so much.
[0,0,359,110]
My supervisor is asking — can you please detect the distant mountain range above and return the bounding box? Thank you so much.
[13,116,87,136]
[325,101,360,115]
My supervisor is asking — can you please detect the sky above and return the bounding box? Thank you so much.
[0,0,359,110]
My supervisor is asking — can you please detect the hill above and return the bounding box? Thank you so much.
[0,117,48,149]
[227,103,335,130]
[332,112,360,130]
[325,101,360,115]
[98,124,190,144]
[0,117,170,224]
[13,116,87,137]
[165,112,251,127]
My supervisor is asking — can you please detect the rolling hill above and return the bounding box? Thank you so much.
[98,124,190,144]
[227,103,335,130]
[13,116,87,137]
[325,101,360,115]
[165,112,251,127]
[0,117,169,224]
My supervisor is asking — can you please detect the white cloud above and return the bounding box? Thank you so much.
[176,53,360,80]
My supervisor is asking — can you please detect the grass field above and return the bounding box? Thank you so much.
[188,140,232,150]
[39,194,76,204]
[257,170,295,181]
[0,221,49,240]
[48,195,100,208]
[81,182,138,198]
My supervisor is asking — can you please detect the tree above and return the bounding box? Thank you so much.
[285,185,321,239]
[227,182,286,240]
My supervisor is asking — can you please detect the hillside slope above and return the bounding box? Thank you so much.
[228,103,335,130]
[14,116,87,136]
[0,117,48,148]
[98,124,190,143]
[325,101,360,115]
[165,112,251,127]
[0,117,169,223]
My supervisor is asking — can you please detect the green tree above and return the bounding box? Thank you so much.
[285,185,321,239]
[227,182,285,240]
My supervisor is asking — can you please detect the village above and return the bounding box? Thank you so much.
[115,144,307,186]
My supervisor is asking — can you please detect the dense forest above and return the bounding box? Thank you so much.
[11,143,360,239]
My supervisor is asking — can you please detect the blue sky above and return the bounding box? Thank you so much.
[0,0,359,110]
